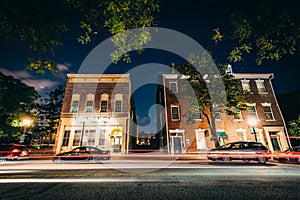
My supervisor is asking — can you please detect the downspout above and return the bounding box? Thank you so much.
[269,74,292,148]
[163,75,170,154]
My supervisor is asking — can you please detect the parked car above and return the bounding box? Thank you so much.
[273,146,300,163]
[207,141,272,163]
[52,146,111,163]
[0,144,30,161]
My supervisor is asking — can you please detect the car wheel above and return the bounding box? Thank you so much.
[257,157,266,164]
[223,157,231,162]
[89,157,99,163]
[0,158,7,163]
[52,158,61,163]
[297,157,300,163]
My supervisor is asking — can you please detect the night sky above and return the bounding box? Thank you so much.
[0,1,299,133]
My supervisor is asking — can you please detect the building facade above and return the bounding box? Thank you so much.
[54,74,133,155]
[157,72,291,154]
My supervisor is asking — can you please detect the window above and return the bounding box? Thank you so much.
[214,111,221,120]
[195,110,202,120]
[255,80,267,94]
[82,130,96,146]
[114,94,123,112]
[73,130,81,146]
[85,94,94,113]
[247,105,258,119]
[62,130,70,146]
[99,129,106,147]
[169,82,178,93]
[115,101,122,112]
[241,80,251,93]
[100,94,109,112]
[236,129,246,141]
[233,108,242,120]
[171,105,180,121]
[262,103,274,120]
[86,101,93,113]
[70,94,80,113]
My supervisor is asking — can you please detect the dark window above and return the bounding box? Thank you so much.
[62,130,70,146]
[100,100,108,112]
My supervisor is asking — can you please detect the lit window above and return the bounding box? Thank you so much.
[241,80,251,93]
[247,105,258,119]
[86,101,93,113]
[99,129,106,147]
[70,94,80,113]
[255,80,267,94]
[169,82,178,93]
[70,100,79,113]
[171,105,180,121]
[262,104,274,120]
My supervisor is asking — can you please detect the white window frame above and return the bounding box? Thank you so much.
[241,80,251,93]
[70,94,80,113]
[236,128,247,141]
[247,103,258,120]
[255,80,267,94]
[233,108,243,121]
[171,105,180,121]
[169,82,178,93]
[261,102,275,121]
[85,94,94,113]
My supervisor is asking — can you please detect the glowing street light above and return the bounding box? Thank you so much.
[248,118,257,142]
[20,118,32,143]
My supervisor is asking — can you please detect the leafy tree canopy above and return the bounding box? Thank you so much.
[211,0,300,65]
[0,72,38,142]
[0,0,159,73]
[287,115,300,140]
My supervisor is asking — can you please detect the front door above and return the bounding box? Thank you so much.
[171,136,183,154]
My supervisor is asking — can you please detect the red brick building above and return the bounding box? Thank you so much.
[54,74,133,155]
[157,72,291,154]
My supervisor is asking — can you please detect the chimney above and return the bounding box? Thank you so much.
[170,63,175,73]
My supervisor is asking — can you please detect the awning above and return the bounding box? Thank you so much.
[217,131,228,138]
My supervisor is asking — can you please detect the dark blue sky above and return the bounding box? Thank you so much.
[0,1,299,133]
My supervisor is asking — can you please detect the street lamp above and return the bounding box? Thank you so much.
[20,118,31,143]
[248,118,257,142]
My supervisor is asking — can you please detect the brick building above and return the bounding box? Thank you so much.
[54,74,134,154]
[157,72,291,154]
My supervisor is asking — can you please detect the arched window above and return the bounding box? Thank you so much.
[114,94,123,112]
[70,94,80,113]
[85,94,94,113]
[100,94,109,112]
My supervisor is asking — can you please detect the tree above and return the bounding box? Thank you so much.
[0,0,159,73]
[34,85,64,146]
[211,0,300,65]
[0,72,38,143]
[176,54,249,146]
[287,116,300,142]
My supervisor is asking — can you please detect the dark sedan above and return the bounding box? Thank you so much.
[207,141,272,163]
[273,146,300,163]
[52,146,111,163]
[0,144,30,161]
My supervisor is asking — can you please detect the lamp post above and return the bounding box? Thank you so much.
[248,118,257,142]
[20,118,31,143]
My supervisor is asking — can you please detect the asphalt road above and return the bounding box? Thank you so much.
[0,160,299,200]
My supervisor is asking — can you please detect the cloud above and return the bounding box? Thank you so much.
[51,63,72,79]
[0,67,57,92]
[21,79,57,92]
[0,68,33,79]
